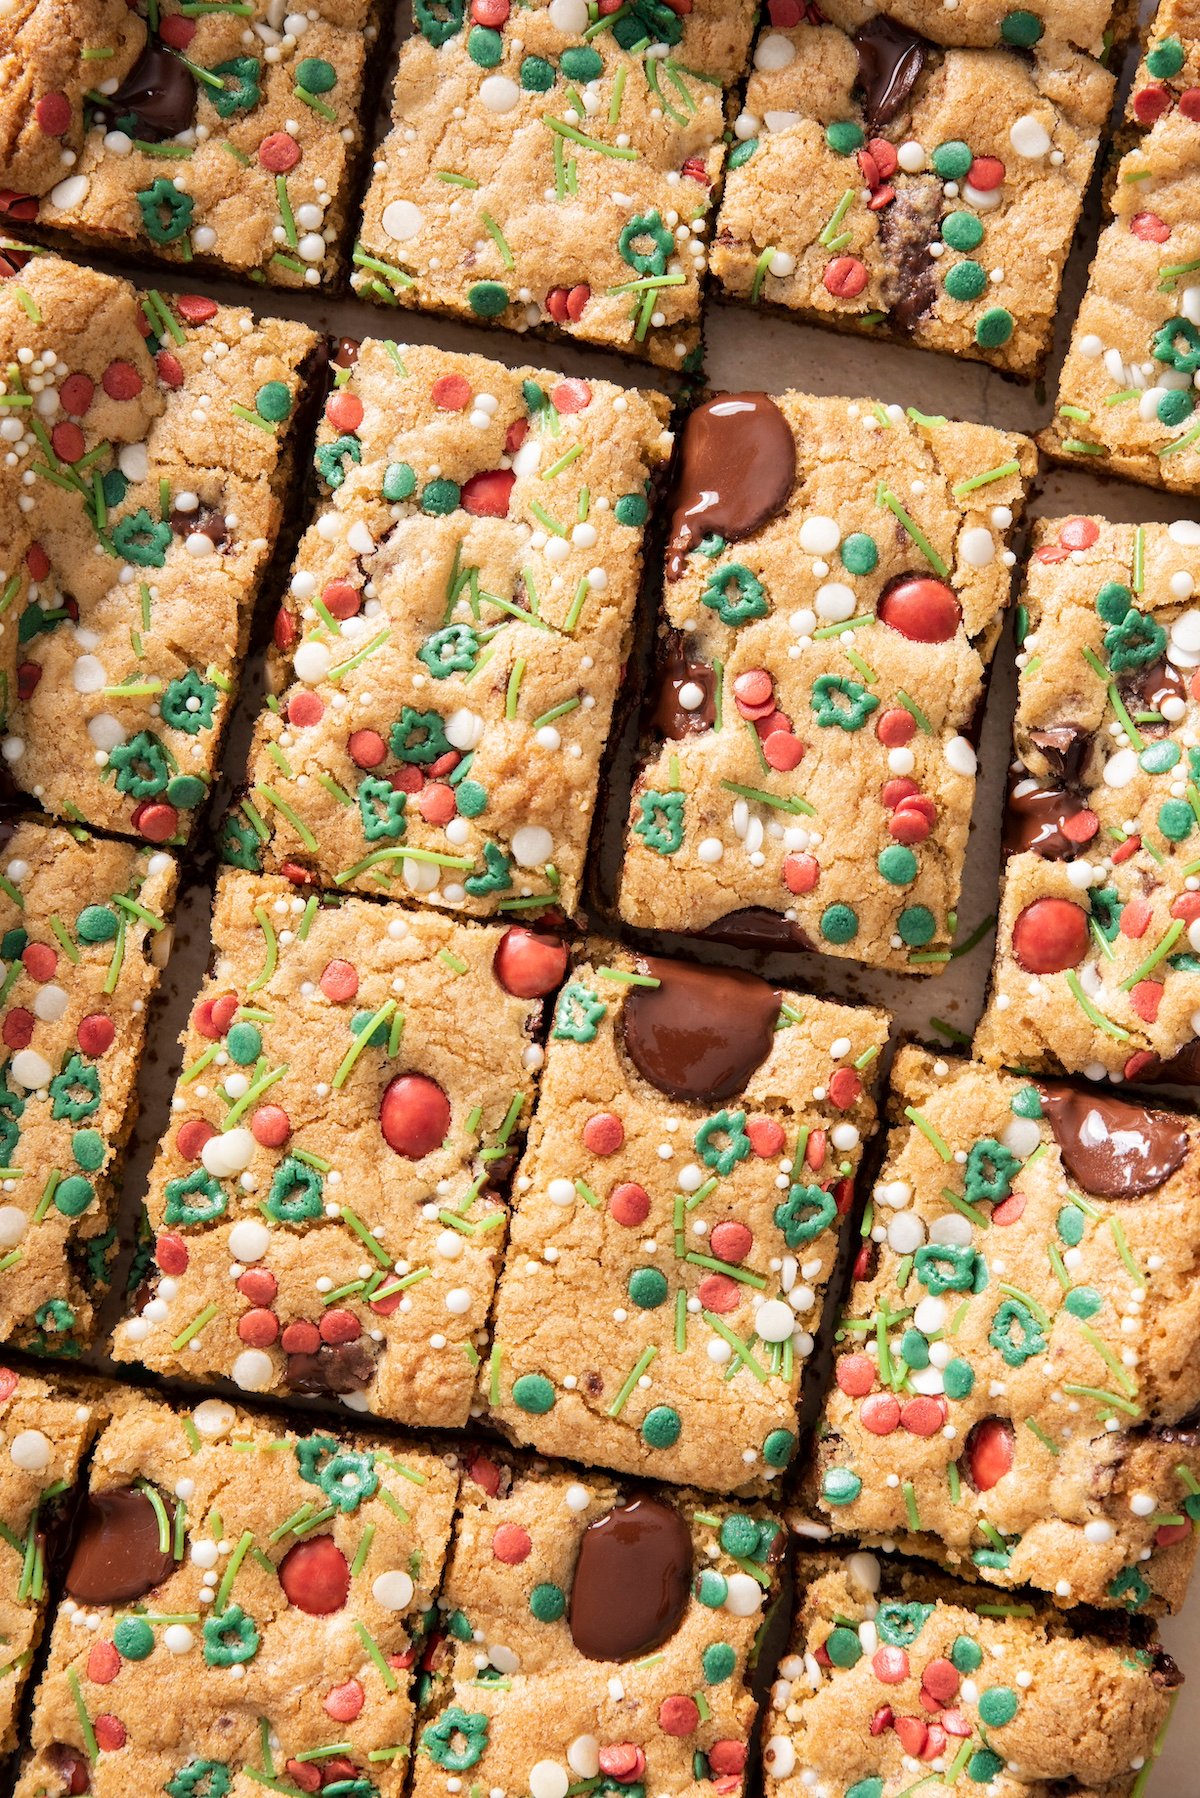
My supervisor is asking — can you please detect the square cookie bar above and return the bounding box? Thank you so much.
[618,389,1035,970]
[974,516,1200,1086]
[0,251,317,843]
[1041,9,1200,490]
[14,1390,460,1798]
[485,948,889,1493]
[0,1366,99,1755]
[810,2,1128,58]
[354,0,758,369]
[0,0,383,289]
[413,1452,783,1798]
[763,1549,1179,1798]
[237,340,672,920]
[0,816,176,1352]
[712,13,1113,377]
[806,1048,1200,1614]
[113,872,559,1426]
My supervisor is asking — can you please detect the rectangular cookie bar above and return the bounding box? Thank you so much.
[808,2,1129,58]
[0,249,317,844]
[353,0,758,370]
[0,0,384,289]
[112,872,559,1427]
[0,1366,99,1755]
[974,515,1200,1086]
[1041,7,1200,490]
[413,1451,783,1798]
[617,388,1036,970]
[0,815,176,1352]
[711,13,1113,377]
[485,947,889,1493]
[763,1548,1179,1798]
[14,1389,460,1798]
[237,340,672,920]
[805,1047,1200,1614]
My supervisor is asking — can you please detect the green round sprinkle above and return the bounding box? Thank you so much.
[763,1428,797,1468]
[72,1129,105,1172]
[1057,1204,1085,1246]
[826,120,865,155]
[296,56,337,92]
[1065,1286,1102,1319]
[1011,1085,1043,1120]
[976,306,1015,348]
[823,1468,861,1506]
[1158,388,1194,427]
[1148,36,1186,78]
[900,1327,929,1370]
[846,1783,884,1798]
[226,1022,262,1065]
[1140,740,1181,773]
[719,1514,761,1557]
[951,1632,983,1674]
[166,775,206,810]
[943,1357,975,1400]
[351,1009,390,1047]
[932,140,972,179]
[520,55,555,91]
[1096,580,1134,624]
[1001,9,1043,44]
[468,25,503,66]
[1159,798,1195,841]
[76,904,118,943]
[255,380,291,423]
[529,1581,566,1622]
[898,905,936,946]
[54,1175,94,1218]
[944,259,987,302]
[729,137,758,169]
[468,281,510,318]
[113,1616,155,1661]
[942,210,984,251]
[512,1373,555,1414]
[840,531,878,574]
[825,1626,862,1668]
[421,479,462,516]
[696,1569,728,1608]
[103,469,128,508]
[968,1749,1005,1784]
[703,1642,736,1684]
[641,1405,682,1449]
[455,780,488,818]
[820,903,858,944]
[878,845,918,886]
[628,1266,668,1309]
[561,46,603,81]
[384,461,417,503]
[979,1685,1018,1727]
[615,492,649,527]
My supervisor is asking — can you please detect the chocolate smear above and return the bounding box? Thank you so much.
[878,181,939,333]
[665,393,795,582]
[287,1341,375,1395]
[703,907,814,952]
[108,42,197,140]
[1028,723,1090,785]
[854,16,927,131]
[1118,659,1188,730]
[1003,781,1093,861]
[622,954,780,1103]
[569,1497,692,1661]
[65,1486,175,1606]
[1040,1085,1190,1198]
[652,636,716,738]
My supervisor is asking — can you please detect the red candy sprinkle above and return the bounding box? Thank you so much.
[876,707,916,747]
[492,1523,532,1563]
[1059,516,1099,551]
[26,543,50,580]
[417,782,456,826]
[155,1233,189,1276]
[582,1112,624,1156]
[259,131,301,172]
[921,1658,960,1703]
[131,800,178,842]
[492,926,568,997]
[87,1640,120,1685]
[1131,210,1171,243]
[991,1192,1026,1225]
[326,391,364,433]
[733,668,773,709]
[60,373,95,416]
[889,806,932,845]
[237,1308,279,1347]
[609,1182,650,1227]
[824,255,869,298]
[895,1717,928,1757]
[1181,88,1200,119]
[285,1764,321,1795]
[461,469,516,517]
[1131,980,1164,1024]
[195,992,239,1039]
[380,1073,451,1158]
[861,1392,900,1434]
[967,155,1004,191]
[176,294,218,325]
[94,1716,126,1753]
[763,729,804,771]
[835,1353,875,1397]
[22,942,55,982]
[175,1119,215,1162]
[324,1679,364,1722]
[697,1272,740,1313]
[78,1014,115,1056]
[469,1452,501,1494]
[1132,84,1171,123]
[36,92,72,136]
[967,1417,1015,1491]
[708,1743,747,1777]
[710,1220,752,1262]
[747,1117,785,1157]
[873,1645,909,1684]
[432,374,472,411]
[472,0,510,20]
[280,1320,320,1354]
[237,1269,277,1305]
[279,1535,350,1614]
[348,728,387,768]
[322,580,361,619]
[900,1395,946,1436]
[658,1695,700,1736]
[252,1104,291,1148]
[1012,897,1089,974]
[320,959,359,1002]
[320,1309,361,1346]
[878,576,961,643]
[551,378,591,414]
[2,1010,33,1051]
[782,852,820,894]
[287,691,323,728]
[51,421,85,463]
[159,15,197,46]
[598,1746,645,1781]
[102,360,142,401]
[828,1067,862,1111]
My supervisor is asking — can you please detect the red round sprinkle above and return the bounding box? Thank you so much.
[1132,83,1171,123]
[967,154,1004,191]
[835,1352,875,1397]
[492,926,568,998]
[51,421,85,463]
[782,852,819,894]
[598,1746,645,1781]
[418,782,456,826]
[155,1233,189,1276]
[873,1645,909,1684]
[324,1679,364,1722]
[428,750,461,779]
[392,765,424,794]
[733,669,773,708]
[882,777,919,809]
[155,349,185,389]
[876,707,916,747]
[380,1073,451,1159]
[36,91,72,135]
[26,543,50,581]
[551,378,591,414]
[1181,88,1200,119]
[283,1764,321,1796]
[431,374,472,411]
[131,800,178,842]
[1012,897,1089,974]
[320,959,359,1003]
[102,360,143,401]
[78,1013,115,1056]
[1157,1521,1191,1547]
[320,1309,361,1346]
[805,1128,827,1171]
[195,992,238,1039]
[2,1010,33,1051]
[1170,892,1200,923]
[1131,979,1164,1024]
[991,1192,1026,1226]
[281,1320,320,1354]
[942,1709,972,1738]
[697,1272,740,1313]
[967,1417,1015,1491]
[237,1307,279,1347]
[259,131,301,172]
[1121,897,1153,939]
[1131,210,1171,243]
[828,1067,862,1111]
[900,1395,946,1436]
[273,606,297,651]
[60,373,95,416]
[659,1695,700,1737]
[175,1119,215,1162]
[326,391,363,434]
[609,1181,650,1227]
[159,14,197,47]
[889,807,932,845]
[16,661,41,702]
[492,1522,531,1563]
[22,942,55,982]
[471,0,510,21]
[176,294,218,325]
[348,728,387,768]
[461,469,516,517]
[747,1117,784,1157]
[861,1392,900,1435]
[823,255,869,298]
[94,1715,126,1753]
[878,576,961,643]
[322,580,361,619]
[1058,515,1099,550]
[582,1112,624,1156]
[87,1640,120,1685]
[762,730,804,771]
[866,136,898,178]
[708,1743,747,1778]
[921,1658,960,1703]
[710,1220,752,1262]
[565,283,591,320]
[287,691,323,728]
[469,1452,501,1495]
[279,1535,350,1615]
[895,1716,928,1756]
[237,1268,277,1305]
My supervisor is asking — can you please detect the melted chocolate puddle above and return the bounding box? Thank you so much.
[1003,782,1092,860]
[652,636,716,739]
[703,908,814,953]
[569,1497,692,1661]
[1040,1085,1190,1198]
[622,954,780,1103]
[107,42,197,140]
[854,15,928,131]
[665,393,795,582]
[65,1486,176,1606]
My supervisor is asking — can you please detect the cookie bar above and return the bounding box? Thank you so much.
[0,251,317,843]
[712,14,1113,377]
[806,1047,1200,1614]
[0,0,383,289]
[413,1451,783,1798]
[113,872,558,1426]
[806,3,1129,59]
[353,0,758,370]
[237,340,672,920]
[0,1366,99,1755]
[0,816,176,1352]
[1041,9,1200,490]
[617,389,1036,970]
[14,1390,460,1798]
[485,948,889,1493]
[974,516,1200,1086]
[763,1548,1179,1798]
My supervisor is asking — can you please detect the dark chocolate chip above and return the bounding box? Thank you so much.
[569,1496,692,1662]
[621,954,780,1103]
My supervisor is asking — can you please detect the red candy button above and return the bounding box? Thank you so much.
[551,379,592,414]
[1012,897,1089,974]
[878,576,961,643]
[876,707,916,747]
[697,1273,740,1313]
[237,1308,279,1347]
[782,852,819,894]
[1059,516,1099,550]
[472,0,510,20]
[747,1117,785,1157]
[582,1112,624,1155]
[900,1395,945,1436]
[824,255,869,298]
[921,1658,960,1703]
[873,1646,909,1683]
[492,926,567,997]
[281,1320,320,1354]
[102,360,142,401]
[431,374,472,410]
[252,1104,290,1148]
[418,782,456,826]
[78,1014,115,1056]
[94,1716,126,1753]
[131,800,178,843]
[155,1233,189,1275]
[609,1182,650,1226]
[708,1743,747,1777]
[835,1352,875,1397]
[710,1220,752,1262]
[259,131,301,172]
[175,1119,215,1162]
[51,421,85,463]
[287,691,323,728]
[322,580,361,619]
[87,1640,120,1685]
[1132,84,1171,123]
[861,1392,900,1434]
[966,1417,1015,1490]
[326,392,363,433]
[320,959,359,1002]
[176,294,218,325]
[348,728,387,768]
[1131,211,1171,243]
[320,1309,360,1345]
[237,1268,277,1305]
[461,469,515,517]
[324,1679,364,1722]
[763,730,804,771]
[828,1067,862,1110]
[60,373,94,416]
[35,92,72,136]
[2,1011,33,1051]
[280,1536,350,1615]
[380,1073,451,1158]
[967,155,1004,191]
[659,1696,700,1736]
[492,1523,531,1563]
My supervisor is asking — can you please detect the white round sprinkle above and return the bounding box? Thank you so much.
[202,1128,254,1179]
[373,1569,415,1610]
[530,1763,569,1798]
[232,1350,274,1391]
[228,1220,270,1263]
[10,1429,51,1473]
[381,200,422,243]
[1010,113,1051,158]
[512,825,554,867]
